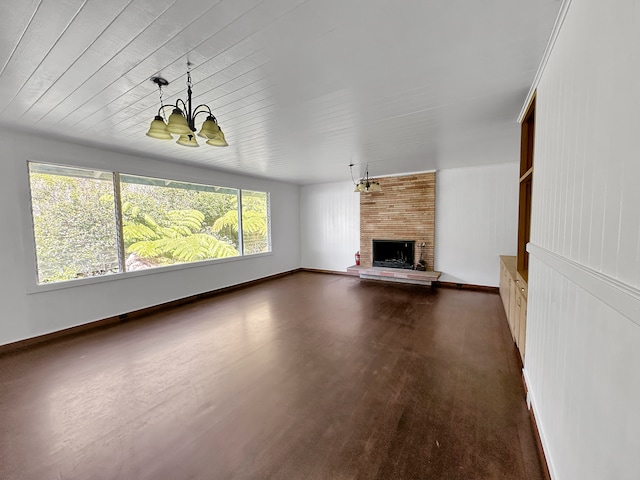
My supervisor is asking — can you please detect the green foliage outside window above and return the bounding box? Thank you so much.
[28,163,271,284]
[119,179,240,270]
[29,169,119,283]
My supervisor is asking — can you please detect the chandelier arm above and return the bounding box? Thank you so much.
[193,108,214,122]
[174,99,187,114]
[157,103,178,117]
[193,104,213,115]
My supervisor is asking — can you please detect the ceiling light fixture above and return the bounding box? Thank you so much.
[146,62,228,147]
[350,163,382,193]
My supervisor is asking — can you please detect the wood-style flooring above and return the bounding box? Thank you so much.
[0,272,544,479]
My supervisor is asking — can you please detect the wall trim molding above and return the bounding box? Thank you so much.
[436,281,499,294]
[523,369,557,480]
[301,268,354,276]
[518,0,574,123]
[528,243,640,326]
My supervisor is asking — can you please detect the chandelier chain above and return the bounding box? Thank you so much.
[158,84,166,122]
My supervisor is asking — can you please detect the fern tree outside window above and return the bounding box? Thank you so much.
[27,162,272,286]
[120,175,240,271]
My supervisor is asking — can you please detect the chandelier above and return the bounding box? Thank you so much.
[146,63,228,147]
[350,163,382,192]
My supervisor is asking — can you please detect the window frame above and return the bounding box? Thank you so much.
[25,161,273,294]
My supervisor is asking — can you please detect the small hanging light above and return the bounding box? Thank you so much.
[350,163,382,193]
[146,62,229,147]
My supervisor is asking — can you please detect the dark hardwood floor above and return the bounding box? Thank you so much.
[0,272,544,479]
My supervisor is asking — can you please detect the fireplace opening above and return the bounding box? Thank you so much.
[372,240,415,269]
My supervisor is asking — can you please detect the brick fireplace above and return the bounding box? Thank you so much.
[359,172,435,270]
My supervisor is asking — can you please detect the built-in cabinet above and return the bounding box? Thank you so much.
[499,92,535,363]
[500,255,527,361]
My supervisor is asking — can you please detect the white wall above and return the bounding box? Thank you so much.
[525,0,640,478]
[0,129,300,347]
[300,181,359,271]
[435,163,519,286]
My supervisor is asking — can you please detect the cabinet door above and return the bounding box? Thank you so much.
[514,289,521,345]
[500,262,510,313]
[508,280,517,341]
[518,296,527,361]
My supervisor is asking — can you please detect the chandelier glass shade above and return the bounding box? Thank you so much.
[146,64,228,148]
[199,116,229,146]
[146,116,173,140]
[176,133,200,147]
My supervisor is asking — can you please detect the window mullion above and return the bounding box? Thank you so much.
[113,172,126,272]
[237,190,244,256]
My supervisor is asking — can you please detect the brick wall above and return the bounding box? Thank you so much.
[360,172,436,270]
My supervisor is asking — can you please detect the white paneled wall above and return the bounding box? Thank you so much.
[525,0,640,479]
[300,181,359,271]
[526,257,640,480]
[435,164,519,286]
[532,0,640,288]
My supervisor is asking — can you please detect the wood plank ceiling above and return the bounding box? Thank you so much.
[0,0,562,184]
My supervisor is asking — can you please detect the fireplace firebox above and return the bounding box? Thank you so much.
[372,240,415,269]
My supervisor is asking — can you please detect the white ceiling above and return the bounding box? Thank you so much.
[0,0,561,184]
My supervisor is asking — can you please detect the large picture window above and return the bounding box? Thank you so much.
[27,162,272,285]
